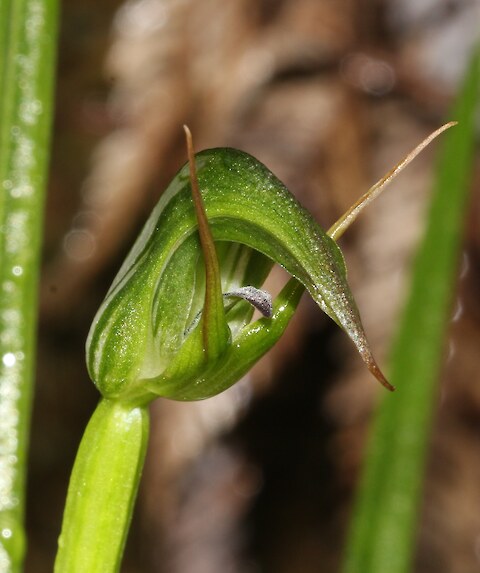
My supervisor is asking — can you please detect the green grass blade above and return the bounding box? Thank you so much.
[0,1,13,100]
[343,45,480,573]
[0,0,58,569]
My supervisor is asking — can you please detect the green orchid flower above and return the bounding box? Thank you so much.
[55,123,454,573]
[86,125,394,404]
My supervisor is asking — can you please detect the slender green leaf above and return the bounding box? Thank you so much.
[0,0,58,569]
[0,2,13,100]
[343,45,480,573]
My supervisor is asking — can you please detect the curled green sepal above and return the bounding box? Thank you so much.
[87,137,392,402]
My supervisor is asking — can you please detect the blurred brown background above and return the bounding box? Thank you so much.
[29,1,480,571]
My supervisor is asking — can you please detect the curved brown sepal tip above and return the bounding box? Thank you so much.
[367,360,396,392]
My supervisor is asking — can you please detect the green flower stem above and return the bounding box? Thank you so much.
[0,0,58,569]
[343,45,480,573]
[54,399,149,573]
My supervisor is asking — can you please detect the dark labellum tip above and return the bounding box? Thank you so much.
[367,361,395,392]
